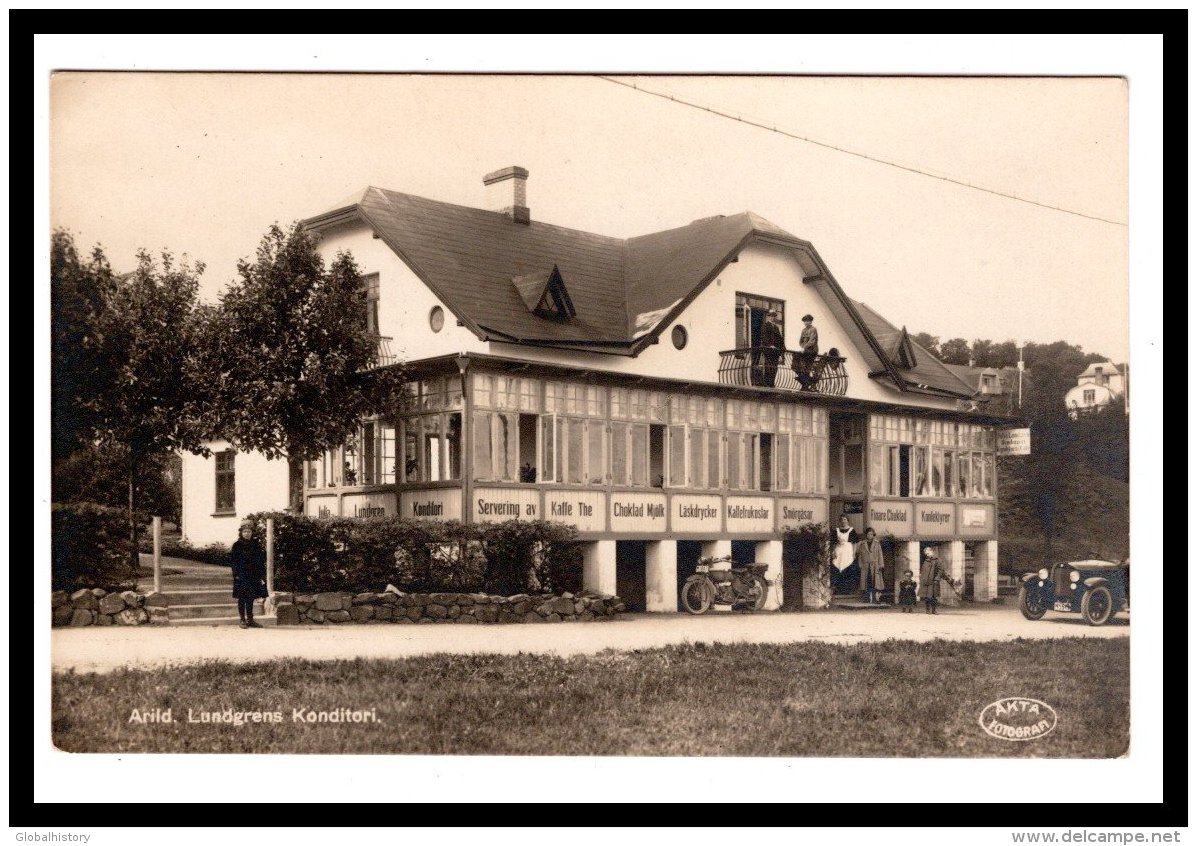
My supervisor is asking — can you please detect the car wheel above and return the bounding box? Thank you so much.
[1018,585,1047,621]
[681,577,714,615]
[1081,585,1114,626]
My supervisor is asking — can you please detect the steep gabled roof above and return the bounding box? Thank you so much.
[303,185,975,399]
[855,302,976,398]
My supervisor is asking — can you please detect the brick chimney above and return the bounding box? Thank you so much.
[483,166,530,225]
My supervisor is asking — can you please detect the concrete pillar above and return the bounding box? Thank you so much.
[582,540,617,596]
[905,540,922,597]
[943,540,966,606]
[973,539,999,603]
[755,540,783,610]
[645,540,678,613]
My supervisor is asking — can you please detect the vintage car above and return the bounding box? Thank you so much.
[1019,559,1129,626]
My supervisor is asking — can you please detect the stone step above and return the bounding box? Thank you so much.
[170,616,276,627]
[168,602,262,620]
[162,589,237,606]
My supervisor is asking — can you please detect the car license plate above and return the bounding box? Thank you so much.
[1053,600,1072,612]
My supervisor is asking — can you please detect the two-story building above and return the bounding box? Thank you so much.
[1065,360,1127,419]
[182,166,1017,610]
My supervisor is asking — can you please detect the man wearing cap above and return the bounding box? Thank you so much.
[755,309,785,387]
[918,546,952,615]
[794,314,819,390]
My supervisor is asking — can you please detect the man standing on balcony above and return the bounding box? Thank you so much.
[795,314,819,390]
[756,308,785,387]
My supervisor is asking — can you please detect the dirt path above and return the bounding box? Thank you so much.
[52,603,1128,675]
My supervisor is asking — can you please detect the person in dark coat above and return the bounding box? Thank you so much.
[755,309,785,387]
[794,314,819,389]
[898,569,918,612]
[230,521,268,628]
[918,547,954,614]
[856,528,886,603]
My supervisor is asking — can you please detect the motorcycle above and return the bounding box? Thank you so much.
[681,554,772,614]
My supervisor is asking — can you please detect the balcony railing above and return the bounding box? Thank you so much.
[370,335,397,368]
[717,347,848,396]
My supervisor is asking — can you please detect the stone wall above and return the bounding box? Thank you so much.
[271,587,626,626]
[51,588,168,627]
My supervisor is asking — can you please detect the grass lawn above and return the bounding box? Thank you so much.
[52,638,1127,757]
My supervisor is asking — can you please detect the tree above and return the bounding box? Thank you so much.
[51,229,209,570]
[910,332,940,359]
[938,337,971,365]
[52,445,182,527]
[202,223,407,508]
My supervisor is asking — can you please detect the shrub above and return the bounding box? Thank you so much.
[244,513,581,595]
[51,502,137,592]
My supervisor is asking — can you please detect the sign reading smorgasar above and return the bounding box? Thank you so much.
[997,428,1031,456]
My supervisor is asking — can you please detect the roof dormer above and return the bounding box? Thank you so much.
[513,264,576,321]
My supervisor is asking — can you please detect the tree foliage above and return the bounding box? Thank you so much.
[200,223,407,464]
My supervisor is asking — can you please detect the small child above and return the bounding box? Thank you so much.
[898,570,917,613]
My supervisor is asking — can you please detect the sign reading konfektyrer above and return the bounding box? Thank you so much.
[997,427,1031,456]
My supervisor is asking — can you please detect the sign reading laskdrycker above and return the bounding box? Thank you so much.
[725,496,773,533]
[997,428,1032,456]
[544,490,606,532]
[473,487,540,522]
[916,502,956,536]
[672,495,722,533]
[609,492,667,532]
[400,488,463,521]
[777,497,827,529]
[341,492,396,519]
[868,500,912,537]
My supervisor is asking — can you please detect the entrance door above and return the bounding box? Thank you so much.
[615,541,648,612]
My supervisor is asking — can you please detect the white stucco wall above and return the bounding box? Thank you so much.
[180,442,290,547]
[314,220,487,362]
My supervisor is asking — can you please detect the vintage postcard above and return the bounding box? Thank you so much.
[41,57,1154,813]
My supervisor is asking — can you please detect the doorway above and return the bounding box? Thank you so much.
[616,541,648,612]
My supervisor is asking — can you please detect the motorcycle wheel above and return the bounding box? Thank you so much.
[749,575,770,611]
[681,577,714,615]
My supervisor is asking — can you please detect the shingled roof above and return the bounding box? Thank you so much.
[304,185,976,399]
[855,301,976,398]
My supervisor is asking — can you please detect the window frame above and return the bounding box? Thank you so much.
[214,449,236,514]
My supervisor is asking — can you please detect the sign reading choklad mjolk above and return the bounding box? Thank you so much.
[473,488,540,522]
[868,500,912,537]
[544,490,606,532]
[341,492,396,519]
[915,502,956,536]
[400,488,463,521]
[997,427,1031,456]
[672,495,722,533]
[609,492,667,532]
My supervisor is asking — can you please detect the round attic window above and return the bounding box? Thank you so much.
[429,306,445,333]
[671,325,688,350]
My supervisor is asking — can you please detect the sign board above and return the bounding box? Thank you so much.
[544,490,606,532]
[725,496,774,534]
[609,492,667,533]
[305,495,339,519]
[777,497,827,529]
[473,487,540,522]
[672,494,722,533]
[915,502,956,536]
[997,428,1031,456]
[400,488,463,521]
[866,500,912,538]
[341,492,397,519]
[958,503,995,537]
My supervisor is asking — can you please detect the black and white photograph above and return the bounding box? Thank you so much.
[33,34,1168,831]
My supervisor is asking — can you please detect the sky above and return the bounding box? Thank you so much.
[49,70,1129,362]
[34,35,1164,813]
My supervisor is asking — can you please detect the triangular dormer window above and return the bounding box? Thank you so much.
[512,264,576,321]
[893,327,918,369]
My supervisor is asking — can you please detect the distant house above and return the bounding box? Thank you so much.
[1064,361,1127,419]
[943,363,1025,417]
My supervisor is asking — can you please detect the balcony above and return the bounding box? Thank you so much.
[717,348,848,396]
[370,335,398,368]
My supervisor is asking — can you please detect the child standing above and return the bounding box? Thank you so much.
[230,520,267,628]
[898,569,917,612]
